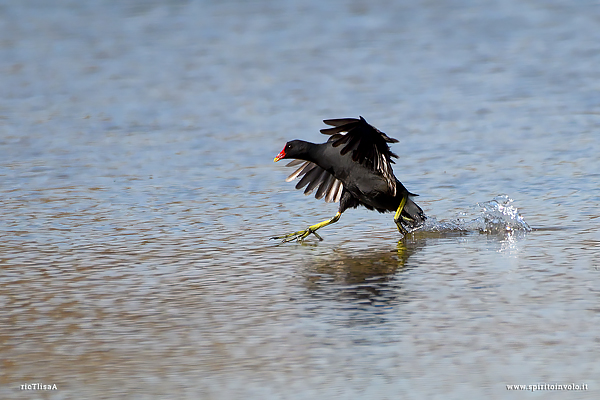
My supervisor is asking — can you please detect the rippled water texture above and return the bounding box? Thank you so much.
[1,0,599,399]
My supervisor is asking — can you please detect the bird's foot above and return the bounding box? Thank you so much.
[396,224,408,237]
[396,216,424,236]
[271,227,323,243]
[271,213,340,243]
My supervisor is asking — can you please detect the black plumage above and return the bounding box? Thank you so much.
[273,116,425,242]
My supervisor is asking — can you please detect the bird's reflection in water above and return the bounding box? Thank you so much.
[301,237,428,320]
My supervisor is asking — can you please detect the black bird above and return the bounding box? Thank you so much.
[273,116,426,242]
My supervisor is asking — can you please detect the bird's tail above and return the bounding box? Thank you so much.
[399,195,426,233]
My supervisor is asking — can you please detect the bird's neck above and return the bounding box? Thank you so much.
[295,141,322,164]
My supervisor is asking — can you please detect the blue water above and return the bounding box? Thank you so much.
[1,1,599,399]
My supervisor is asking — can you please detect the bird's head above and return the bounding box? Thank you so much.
[274,140,304,162]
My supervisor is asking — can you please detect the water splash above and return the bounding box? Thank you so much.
[422,195,531,235]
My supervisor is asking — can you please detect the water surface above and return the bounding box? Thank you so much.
[1,0,599,399]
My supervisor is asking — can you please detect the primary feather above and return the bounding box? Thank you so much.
[319,116,399,197]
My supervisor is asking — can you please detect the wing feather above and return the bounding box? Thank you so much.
[283,160,344,203]
[323,118,359,127]
[285,161,313,182]
[334,180,343,203]
[296,164,322,190]
[324,179,342,203]
[304,168,328,195]
[320,116,400,196]
[316,173,335,200]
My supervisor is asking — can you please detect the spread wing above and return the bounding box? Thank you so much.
[284,158,344,203]
[320,116,399,196]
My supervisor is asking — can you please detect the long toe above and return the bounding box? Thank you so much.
[395,222,408,235]
[271,228,322,243]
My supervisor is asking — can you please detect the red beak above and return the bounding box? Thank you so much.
[274,148,286,162]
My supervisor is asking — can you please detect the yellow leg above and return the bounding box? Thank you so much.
[394,194,411,234]
[272,212,341,243]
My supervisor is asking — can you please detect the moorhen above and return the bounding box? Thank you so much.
[273,116,426,242]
